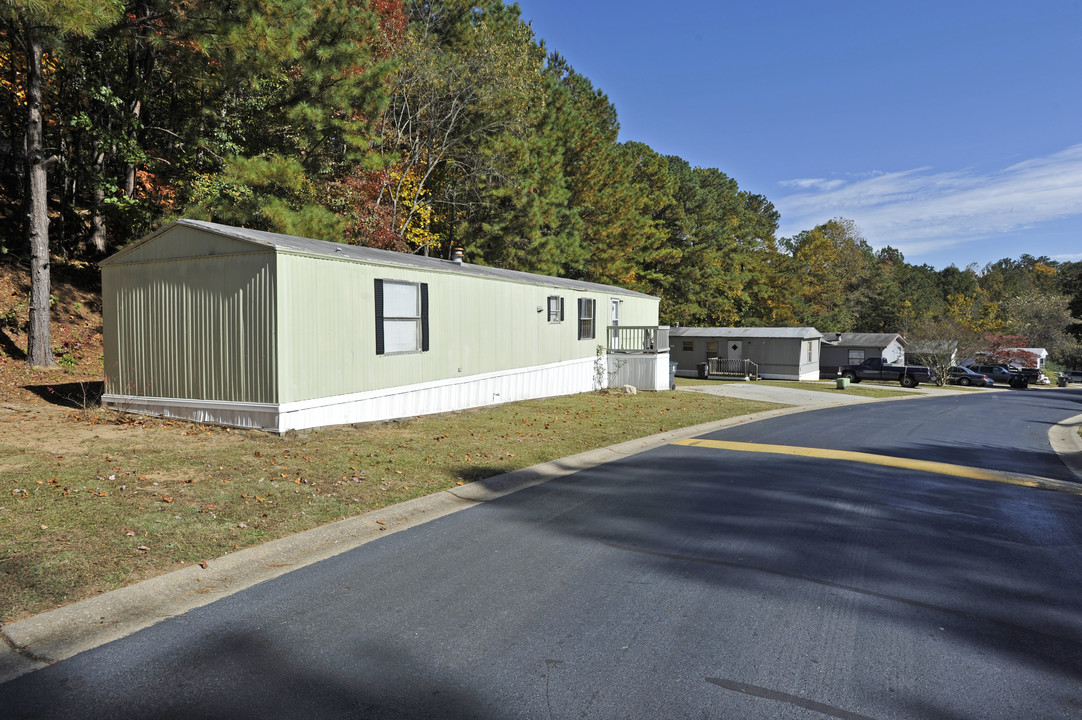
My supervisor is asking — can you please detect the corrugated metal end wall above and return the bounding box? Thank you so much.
[103,253,278,403]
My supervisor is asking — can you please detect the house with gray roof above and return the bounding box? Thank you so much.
[819,332,908,377]
[101,220,669,432]
[669,326,822,381]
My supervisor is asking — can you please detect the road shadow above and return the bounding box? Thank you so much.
[0,629,508,720]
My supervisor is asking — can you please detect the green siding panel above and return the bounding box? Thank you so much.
[274,253,659,403]
[104,253,277,403]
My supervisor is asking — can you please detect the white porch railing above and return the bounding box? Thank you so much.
[607,326,670,354]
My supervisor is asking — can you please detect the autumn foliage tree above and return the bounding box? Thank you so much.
[1,0,1080,376]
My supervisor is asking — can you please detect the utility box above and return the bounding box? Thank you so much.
[836,377,850,389]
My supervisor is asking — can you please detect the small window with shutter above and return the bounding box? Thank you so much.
[375,279,429,355]
[577,298,595,340]
[548,296,564,323]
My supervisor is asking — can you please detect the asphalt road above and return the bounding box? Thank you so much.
[2,390,1082,719]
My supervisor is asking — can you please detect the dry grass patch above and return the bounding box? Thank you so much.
[1,390,780,623]
[676,376,913,399]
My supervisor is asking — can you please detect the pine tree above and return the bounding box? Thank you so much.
[1,0,122,366]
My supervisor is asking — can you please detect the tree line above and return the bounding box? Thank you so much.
[2,0,1080,368]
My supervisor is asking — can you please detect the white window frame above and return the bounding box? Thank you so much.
[375,279,428,355]
[577,298,595,340]
[547,296,564,323]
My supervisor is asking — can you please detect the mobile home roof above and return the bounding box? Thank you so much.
[669,326,822,340]
[103,220,656,300]
[821,333,906,347]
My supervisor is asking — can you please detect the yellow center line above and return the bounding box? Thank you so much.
[672,438,1082,496]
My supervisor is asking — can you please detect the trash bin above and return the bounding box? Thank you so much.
[697,362,709,379]
[669,361,678,390]
[836,377,850,389]
[1058,376,1070,387]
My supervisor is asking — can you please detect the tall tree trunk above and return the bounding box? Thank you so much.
[124,105,138,197]
[90,142,107,253]
[124,2,153,202]
[26,31,56,368]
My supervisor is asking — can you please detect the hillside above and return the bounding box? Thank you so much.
[0,259,105,405]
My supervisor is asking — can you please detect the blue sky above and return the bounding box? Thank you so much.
[512,1,1082,270]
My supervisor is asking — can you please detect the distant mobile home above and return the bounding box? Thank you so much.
[669,327,822,381]
[101,220,669,432]
[1002,347,1048,368]
[819,333,907,377]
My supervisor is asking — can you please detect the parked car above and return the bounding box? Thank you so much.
[838,357,935,387]
[967,364,1029,388]
[1006,364,1050,384]
[1063,370,1082,383]
[947,366,993,387]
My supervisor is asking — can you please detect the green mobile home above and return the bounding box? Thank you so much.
[101,220,668,432]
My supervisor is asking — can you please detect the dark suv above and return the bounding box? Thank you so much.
[968,364,1028,387]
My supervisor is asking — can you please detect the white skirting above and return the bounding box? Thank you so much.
[102,353,670,433]
[608,352,672,391]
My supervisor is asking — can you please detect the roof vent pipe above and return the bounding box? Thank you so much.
[451,247,465,264]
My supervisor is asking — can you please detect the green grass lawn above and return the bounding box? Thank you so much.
[0,390,782,623]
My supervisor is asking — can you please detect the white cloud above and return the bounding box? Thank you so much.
[775,144,1082,260]
[777,178,846,191]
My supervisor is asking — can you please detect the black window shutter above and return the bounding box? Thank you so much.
[420,283,429,351]
[559,297,564,321]
[374,279,385,355]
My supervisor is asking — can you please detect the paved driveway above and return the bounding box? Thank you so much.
[679,379,948,406]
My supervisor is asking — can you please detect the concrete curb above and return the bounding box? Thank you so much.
[1049,412,1082,482]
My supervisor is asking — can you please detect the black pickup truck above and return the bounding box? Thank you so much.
[838,357,935,388]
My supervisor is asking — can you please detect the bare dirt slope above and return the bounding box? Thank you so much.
[0,258,106,444]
